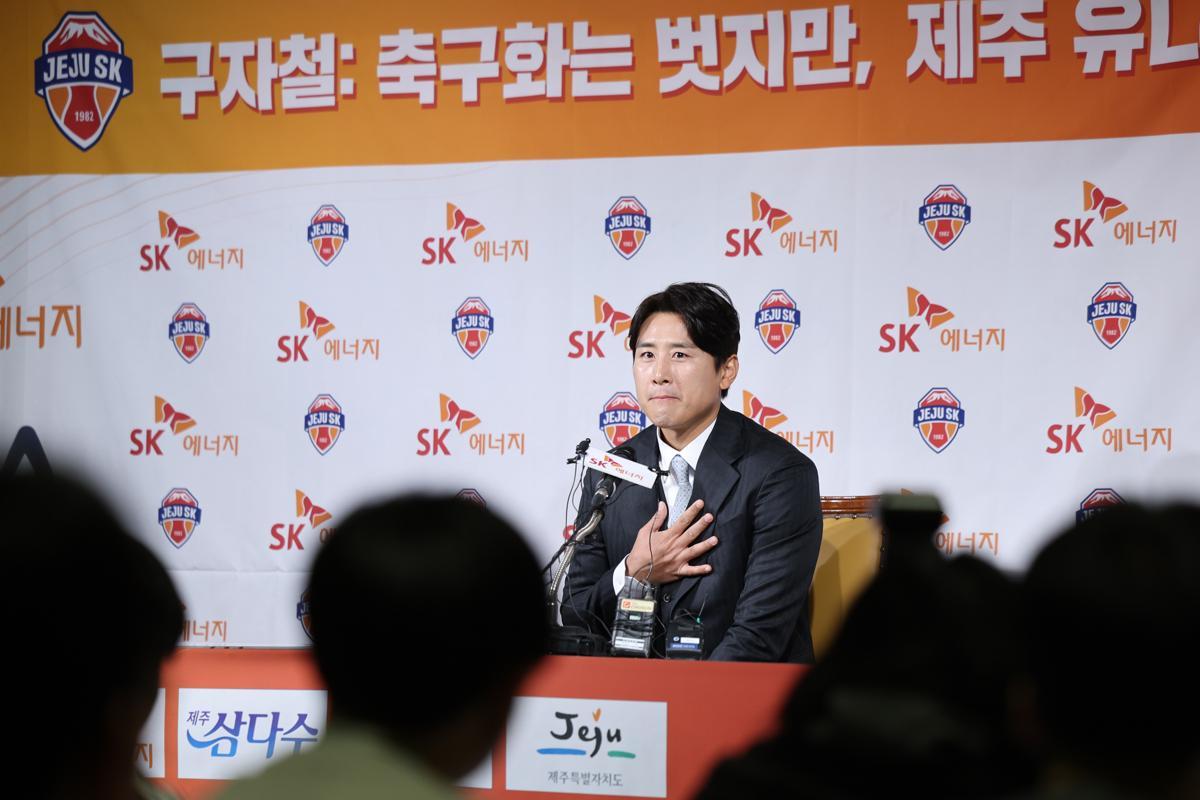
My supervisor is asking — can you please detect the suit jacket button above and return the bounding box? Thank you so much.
[663,594,672,603]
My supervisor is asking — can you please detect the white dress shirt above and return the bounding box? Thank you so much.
[611,414,718,592]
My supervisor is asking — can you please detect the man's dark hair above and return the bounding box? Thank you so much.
[307,495,547,733]
[628,282,740,398]
[1022,502,1200,787]
[0,472,184,778]
[698,554,1035,799]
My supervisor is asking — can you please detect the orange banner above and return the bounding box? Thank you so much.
[154,651,803,798]
[5,0,1200,173]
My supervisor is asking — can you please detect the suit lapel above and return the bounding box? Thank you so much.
[691,404,743,517]
[666,405,744,611]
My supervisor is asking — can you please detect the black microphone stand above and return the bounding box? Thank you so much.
[544,440,611,656]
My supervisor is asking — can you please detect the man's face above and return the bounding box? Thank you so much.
[632,312,737,448]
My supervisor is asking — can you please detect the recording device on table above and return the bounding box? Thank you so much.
[612,592,707,659]
[665,607,705,660]
[610,577,656,658]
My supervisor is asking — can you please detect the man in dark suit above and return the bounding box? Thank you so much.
[562,283,822,662]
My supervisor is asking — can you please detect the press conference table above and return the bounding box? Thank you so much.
[154,649,806,799]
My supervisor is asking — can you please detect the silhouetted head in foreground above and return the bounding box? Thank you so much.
[698,551,1032,798]
[0,472,183,800]
[1021,502,1200,798]
[307,494,547,780]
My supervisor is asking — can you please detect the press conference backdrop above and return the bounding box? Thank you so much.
[3,1,1199,649]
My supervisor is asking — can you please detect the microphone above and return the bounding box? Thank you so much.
[588,445,636,507]
[545,441,639,657]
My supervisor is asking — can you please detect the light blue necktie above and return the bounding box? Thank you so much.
[667,454,693,528]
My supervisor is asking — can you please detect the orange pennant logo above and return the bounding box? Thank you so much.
[750,192,792,233]
[158,210,200,248]
[1075,387,1117,429]
[743,390,788,430]
[593,295,631,335]
[906,287,955,329]
[154,396,196,434]
[446,203,485,241]
[295,490,332,528]
[439,394,481,433]
[1083,181,1128,223]
[299,302,336,339]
